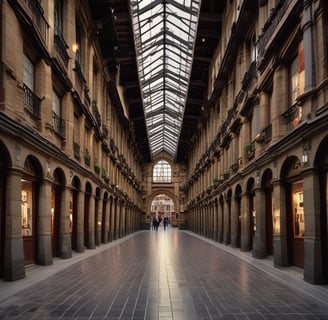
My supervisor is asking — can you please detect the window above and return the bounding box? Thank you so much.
[290,42,305,104]
[54,0,63,36]
[153,160,172,183]
[23,54,34,90]
[52,91,65,137]
[75,21,82,67]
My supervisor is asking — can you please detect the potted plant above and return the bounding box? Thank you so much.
[94,161,100,174]
[84,148,91,166]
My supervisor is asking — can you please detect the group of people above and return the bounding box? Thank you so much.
[151,216,169,230]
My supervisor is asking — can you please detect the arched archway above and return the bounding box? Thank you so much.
[22,155,43,265]
[232,184,242,248]
[280,156,304,268]
[148,190,178,229]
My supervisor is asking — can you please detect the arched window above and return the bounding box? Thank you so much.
[153,160,171,183]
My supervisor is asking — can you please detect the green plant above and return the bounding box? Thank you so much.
[84,149,91,166]
[94,161,100,173]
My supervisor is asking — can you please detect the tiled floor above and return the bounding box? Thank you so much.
[1,228,328,319]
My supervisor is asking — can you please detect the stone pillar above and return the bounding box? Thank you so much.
[88,195,96,249]
[218,201,224,243]
[95,195,102,246]
[109,200,114,242]
[272,180,290,267]
[240,192,251,251]
[213,201,218,239]
[302,167,323,284]
[223,198,231,245]
[4,168,25,281]
[37,178,53,265]
[230,197,239,248]
[58,186,72,258]
[272,65,288,142]
[102,198,109,243]
[76,190,84,253]
[114,201,119,240]
[252,188,267,258]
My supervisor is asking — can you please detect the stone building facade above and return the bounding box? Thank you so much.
[183,0,328,284]
[0,0,144,281]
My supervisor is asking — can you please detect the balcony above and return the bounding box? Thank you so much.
[9,0,49,46]
[52,111,66,139]
[73,142,80,160]
[283,104,302,131]
[92,101,101,128]
[23,84,41,119]
[54,33,69,70]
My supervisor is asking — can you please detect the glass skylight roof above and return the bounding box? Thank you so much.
[130,0,201,157]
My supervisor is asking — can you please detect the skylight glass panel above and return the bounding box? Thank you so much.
[130,0,201,157]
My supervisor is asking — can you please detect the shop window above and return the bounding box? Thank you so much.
[292,181,304,238]
[21,182,33,237]
[153,160,172,183]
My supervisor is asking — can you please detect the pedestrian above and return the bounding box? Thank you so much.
[163,217,168,230]
[152,218,157,230]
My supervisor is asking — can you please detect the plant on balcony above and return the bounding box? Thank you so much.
[84,149,91,166]
[245,143,255,161]
[223,170,230,180]
[101,167,109,182]
[213,178,220,188]
[231,162,239,173]
[206,186,213,194]
[94,161,100,174]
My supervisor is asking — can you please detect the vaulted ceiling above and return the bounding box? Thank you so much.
[89,0,226,163]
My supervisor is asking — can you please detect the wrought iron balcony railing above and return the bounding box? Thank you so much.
[52,111,66,138]
[23,84,41,119]
[54,33,69,69]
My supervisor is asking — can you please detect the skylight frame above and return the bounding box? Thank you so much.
[130,0,201,157]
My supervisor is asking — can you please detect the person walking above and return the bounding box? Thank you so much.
[163,217,168,230]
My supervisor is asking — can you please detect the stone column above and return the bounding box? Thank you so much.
[96,195,102,246]
[86,195,96,249]
[230,196,239,248]
[252,187,267,258]
[58,186,72,258]
[213,202,218,241]
[240,192,251,251]
[37,178,53,265]
[76,190,84,253]
[109,199,114,242]
[302,167,323,284]
[114,201,119,240]
[4,168,25,281]
[103,199,110,243]
[218,201,224,243]
[223,198,231,245]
